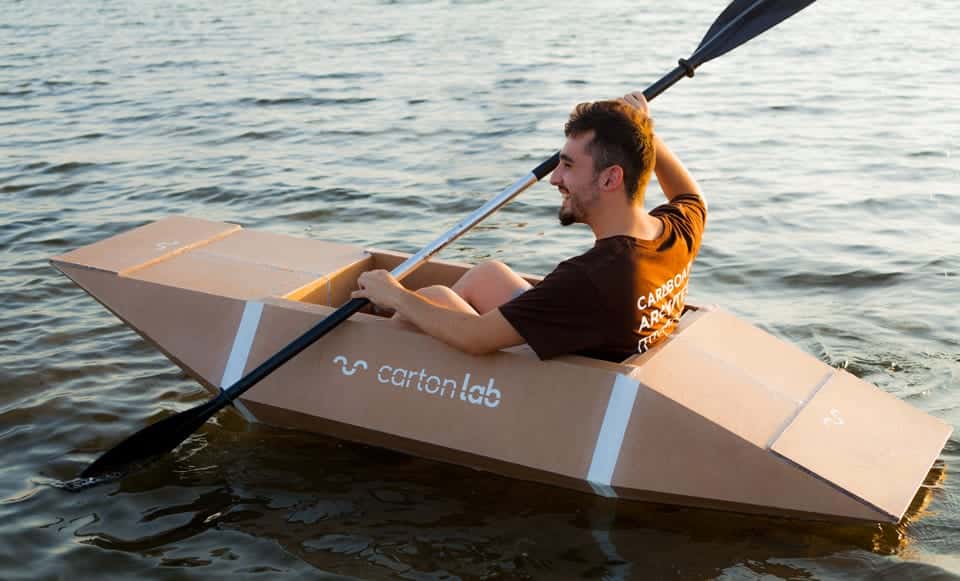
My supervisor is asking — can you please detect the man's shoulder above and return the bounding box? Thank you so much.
[557,239,629,269]
[651,193,707,252]
[652,192,707,219]
[551,238,638,288]
[542,250,594,280]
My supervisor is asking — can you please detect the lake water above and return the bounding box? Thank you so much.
[2,0,958,578]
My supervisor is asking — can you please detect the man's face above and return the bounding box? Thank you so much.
[550,131,601,226]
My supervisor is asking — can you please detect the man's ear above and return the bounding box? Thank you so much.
[599,165,624,192]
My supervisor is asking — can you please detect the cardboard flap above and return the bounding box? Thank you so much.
[198,229,369,277]
[127,230,371,301]
[771,370,953,520]
[51,215,240,274]
[660,308,833,403]
[635,308,834,448]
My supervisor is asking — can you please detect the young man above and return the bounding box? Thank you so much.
[352,91,706,361]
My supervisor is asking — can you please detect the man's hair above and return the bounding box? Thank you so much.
[564,100,655,202]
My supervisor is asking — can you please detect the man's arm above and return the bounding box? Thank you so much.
[351,270,525,355]
[623,91,704,206]
[652,135,703,204]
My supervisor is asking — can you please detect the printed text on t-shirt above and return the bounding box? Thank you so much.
[635,260,693,351]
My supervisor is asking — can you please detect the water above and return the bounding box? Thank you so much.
[2,0,958,578]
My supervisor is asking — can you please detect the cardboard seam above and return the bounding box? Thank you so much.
[194,249,329,276]
[682,341,812,409]
[281,275,331,302]
[118,224,242,277]
[279,253,374,303]
[765,369,836,449]
[50,259,114,275]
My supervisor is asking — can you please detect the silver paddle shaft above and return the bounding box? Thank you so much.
[388,172,541,281]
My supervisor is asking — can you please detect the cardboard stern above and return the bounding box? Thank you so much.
[51,216,953,523]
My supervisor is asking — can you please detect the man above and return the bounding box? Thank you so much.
[352,91,706,361]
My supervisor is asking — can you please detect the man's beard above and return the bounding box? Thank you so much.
[558,190,594,226]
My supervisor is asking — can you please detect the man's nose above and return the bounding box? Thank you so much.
[549,169,561,186]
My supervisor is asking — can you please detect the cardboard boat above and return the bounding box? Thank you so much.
[51,215,952,523]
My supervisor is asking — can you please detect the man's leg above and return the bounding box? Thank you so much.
[451,260,532,314]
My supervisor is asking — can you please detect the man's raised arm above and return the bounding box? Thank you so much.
[623,91,704,205]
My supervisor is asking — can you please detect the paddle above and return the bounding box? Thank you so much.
[78,0,816,480]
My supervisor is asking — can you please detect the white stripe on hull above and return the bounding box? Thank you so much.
[220,301,264,423]
[587,373,641,497]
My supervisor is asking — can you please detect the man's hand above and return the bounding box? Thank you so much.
[622,90,702,204]
[350,268,524,355]
[352,269,408,311]
[622,91,650,118]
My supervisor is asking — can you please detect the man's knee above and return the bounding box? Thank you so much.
[451,260,530,314]
[455,260,512,291]
[472,260,512,279]
[417,284,459,303]
[416,285,477,314]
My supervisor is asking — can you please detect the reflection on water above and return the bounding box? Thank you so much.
[51,421,952,579]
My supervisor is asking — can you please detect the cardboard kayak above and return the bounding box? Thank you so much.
[51,215,952,523]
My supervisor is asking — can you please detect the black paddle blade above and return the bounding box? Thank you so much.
[691,0,815,66]
[79,391,230,480]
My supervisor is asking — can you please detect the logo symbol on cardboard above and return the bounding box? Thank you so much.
[155,240,181,251]
[333,355,368,376]
[822,408,844,426]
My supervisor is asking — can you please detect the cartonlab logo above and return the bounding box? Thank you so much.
[333,355,368,376]
[331,355,502,408]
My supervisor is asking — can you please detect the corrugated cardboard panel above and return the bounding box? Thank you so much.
[636,329,800,448]
[127,251,327,301]
[771,370,953,520]
[55,263,243,388]
[237,301,619,480]
[51,215,239,274]
[666,309,833,404]
[198,229,369,279]
[613,385,888,521]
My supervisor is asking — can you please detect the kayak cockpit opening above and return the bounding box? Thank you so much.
[289,250,539,316]
[286,249,704,365]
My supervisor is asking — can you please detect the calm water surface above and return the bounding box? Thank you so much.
[1,0,958,579]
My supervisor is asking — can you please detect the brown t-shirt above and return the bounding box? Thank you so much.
[499,193,706,361]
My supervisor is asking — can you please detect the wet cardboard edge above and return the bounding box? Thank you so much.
[773,415,954,523]
[768,370,956,522]
[242,397,895,524]
[769,448,896,522]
